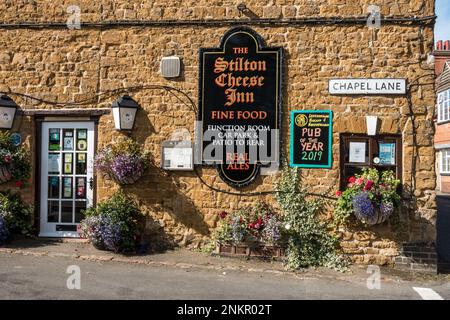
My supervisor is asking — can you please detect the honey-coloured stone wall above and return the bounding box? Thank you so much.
[0,0,437,266]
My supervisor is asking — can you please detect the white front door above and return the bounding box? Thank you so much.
[40,122,95,237]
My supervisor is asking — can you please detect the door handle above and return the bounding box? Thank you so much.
[89,177,94,190]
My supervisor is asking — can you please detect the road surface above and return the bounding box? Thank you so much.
[0,253,449,300]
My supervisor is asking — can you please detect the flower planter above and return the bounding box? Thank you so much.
[216,242,284,260]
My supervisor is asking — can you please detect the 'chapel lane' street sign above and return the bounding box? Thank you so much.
[198,27,283,188]
[290,110,333,168]
[329,79,406,95]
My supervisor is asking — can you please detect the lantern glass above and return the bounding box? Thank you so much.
[119,107,137,130]
[0,106,16,129]
[0,95,18,129]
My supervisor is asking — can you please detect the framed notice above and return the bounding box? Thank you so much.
[290,110,332,168]
[349,142,367,163]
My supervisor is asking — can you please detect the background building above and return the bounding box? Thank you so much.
[435,40,450,194]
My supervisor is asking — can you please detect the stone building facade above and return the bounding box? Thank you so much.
[0,0,437,270]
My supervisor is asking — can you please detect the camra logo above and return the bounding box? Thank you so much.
[295,114,308,127]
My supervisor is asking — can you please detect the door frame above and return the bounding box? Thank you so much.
[34,116,99,237]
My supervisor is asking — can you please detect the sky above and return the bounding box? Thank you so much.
[436,0,450,42]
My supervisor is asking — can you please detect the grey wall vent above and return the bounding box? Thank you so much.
[160,56,181,78]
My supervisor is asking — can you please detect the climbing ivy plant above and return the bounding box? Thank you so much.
[275,166,348,271]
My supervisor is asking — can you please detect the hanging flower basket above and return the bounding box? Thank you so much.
[95,137,150,186]
[335,168,400,226]
[0,132,31,187]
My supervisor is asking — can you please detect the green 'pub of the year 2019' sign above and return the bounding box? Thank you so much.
[290,110,332,168]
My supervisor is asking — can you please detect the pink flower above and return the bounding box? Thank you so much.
[335,191,342,197]
[4,155,12,163]
[355,178,364,185]
[347,183,354,188]
[219,211,228,219]
[364,180,374,191]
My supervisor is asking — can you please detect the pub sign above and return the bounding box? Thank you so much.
[198,27,283,187]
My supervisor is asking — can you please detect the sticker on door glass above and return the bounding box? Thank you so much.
[49,129,60,151]
[77,140,87,151]
[76,177,86,199]
[77,129,87,151]
[63,153,73,174]
[63,177,72,198]
[76,153,87,174]
[48,154,60,174]
[77,129,87,140]
[63,130,74,150]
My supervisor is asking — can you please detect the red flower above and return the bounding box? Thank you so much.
[348,176,356,184]
[219,211,228,219]
[335,190,342,197]
[364,180,374,191]
[15,181,23,188]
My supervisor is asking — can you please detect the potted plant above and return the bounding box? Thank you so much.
[79,191,144,253]
[0,191,34,241]
[213,203,285,258]
[94,137,150,185]
[335,168,401,226]
[0,132,31,186]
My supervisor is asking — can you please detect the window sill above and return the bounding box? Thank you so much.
[437,119,450,125]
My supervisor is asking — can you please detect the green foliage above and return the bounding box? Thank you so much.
[0,191,34,236]
[334,168,401,225]
[275,166,348,271]
[83,191,144,251]
[0,132,31,184]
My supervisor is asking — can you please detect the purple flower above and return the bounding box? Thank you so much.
[261,214,282,245]
[94,149,112,172]
[380,201,394,220]
[110,154,144,183]
[352,192,377,225]
[80,215,123,252]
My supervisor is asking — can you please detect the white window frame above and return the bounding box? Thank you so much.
[437,89,450,123]
[441,149,450,174]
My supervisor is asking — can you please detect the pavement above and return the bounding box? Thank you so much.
[0,238,449,300]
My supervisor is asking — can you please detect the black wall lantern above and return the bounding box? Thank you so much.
[0,95,18,129]
[111,95,139,130]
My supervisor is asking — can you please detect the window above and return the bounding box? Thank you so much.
[441,149,450,174]
[340,134,402,189]
[437,89,450,123]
